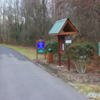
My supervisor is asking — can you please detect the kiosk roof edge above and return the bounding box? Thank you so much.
[48,18,79,35]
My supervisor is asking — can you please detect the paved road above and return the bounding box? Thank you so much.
[0,46,89,100]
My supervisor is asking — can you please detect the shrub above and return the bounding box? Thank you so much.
[45,41,52,53]
[61,55,67,59]
[66,41,95,73]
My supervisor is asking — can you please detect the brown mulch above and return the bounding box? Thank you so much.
[33,58,100,85]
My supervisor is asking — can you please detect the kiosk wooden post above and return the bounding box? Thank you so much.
[58,36,61,66]
[48,18,79,71]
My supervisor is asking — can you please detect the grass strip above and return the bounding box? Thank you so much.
[0,44,43,60]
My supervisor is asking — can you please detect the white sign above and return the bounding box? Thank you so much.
[62,44,64,50]
[65,40,72,44]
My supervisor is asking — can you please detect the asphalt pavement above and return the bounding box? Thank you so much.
[0,45,89,100]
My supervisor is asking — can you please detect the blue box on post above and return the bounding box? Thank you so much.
[37,42,45,49]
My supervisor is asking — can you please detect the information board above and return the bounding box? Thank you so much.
[36,39,46,59]
[37,42,45,53]
[65,36,72,46]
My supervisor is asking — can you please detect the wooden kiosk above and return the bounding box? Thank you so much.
[48,18,79,70]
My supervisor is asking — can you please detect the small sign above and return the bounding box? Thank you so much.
[99,42,100,56]
[65,36,72,46]
[38,49,44,53]
[62,44,64,50]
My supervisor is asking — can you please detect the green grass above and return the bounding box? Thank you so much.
[65,81,68,83]
[42,65,53,71]
[75,81,81,84]
[98,68,100,73]
[0,44,43,60]
[69,83,100,93]
[68,83,100,99]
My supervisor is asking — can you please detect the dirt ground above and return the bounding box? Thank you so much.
[33,58,100,85]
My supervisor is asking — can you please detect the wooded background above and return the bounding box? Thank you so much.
[0,0,100,48]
